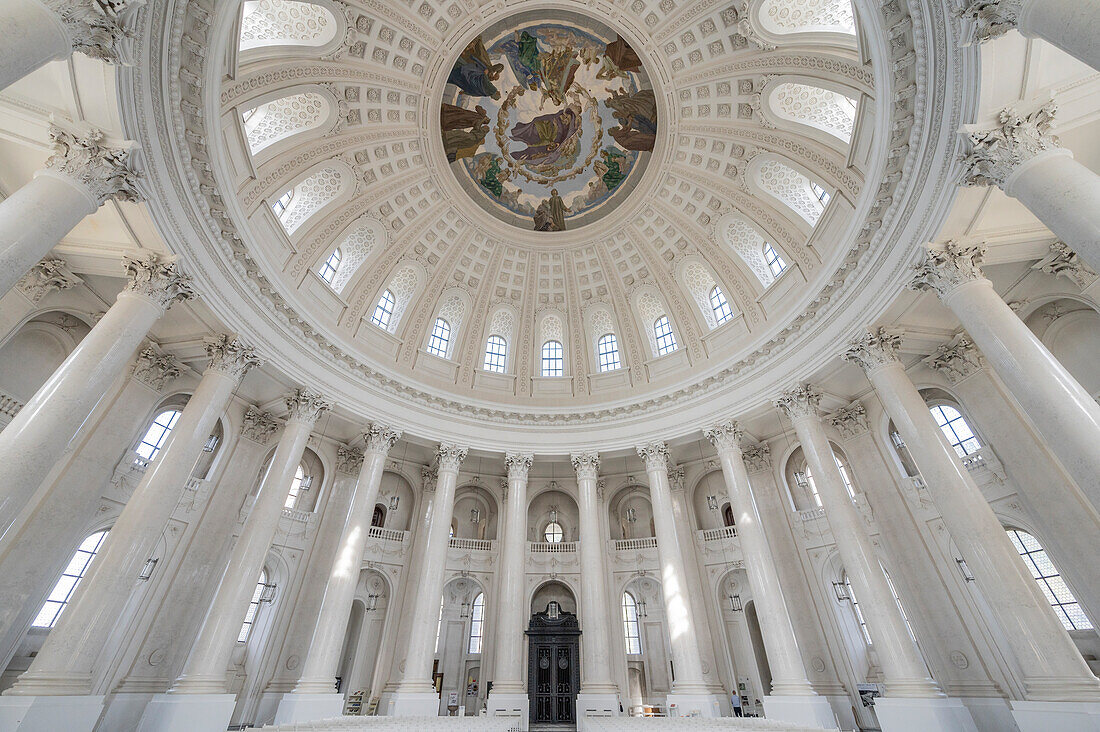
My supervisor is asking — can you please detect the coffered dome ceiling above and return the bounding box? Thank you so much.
[123,0,978,449]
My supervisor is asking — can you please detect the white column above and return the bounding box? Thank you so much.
[636,443,720,717]
[845,329,1100,727]
[487,452,533,721]
[911,242,1100,516]
[704,423,835,728]
[0,252,192,545]
[960,101,1100,272]
[274,424,401,723]
[0,123,142,299]
[137,389,330,732]
[388,443,467,717]
[776,387,945,705]
[962,0,1100,72]
[570,452,620,717]
[0,0,139,91]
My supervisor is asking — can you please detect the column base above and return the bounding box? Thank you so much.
[576,691,620,721]
[874,696,978,732]
[959,697,1015,732]
[273,692,344,724]
[1011,700,1100,732]
[136,692,237,732]
[0,694,104,732]
[386,690,441,717]
[762,694,838,728]
[486,691,528,729]
[664,691,723,717]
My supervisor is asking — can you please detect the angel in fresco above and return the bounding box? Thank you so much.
[509,103,582,167]
[596,36,643,80]
[537,46,581,108]
[448,35,505,100]
[499,30,542,90]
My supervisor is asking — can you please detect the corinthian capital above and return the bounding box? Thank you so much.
[204,334,262,381]
[284,388,332,424]
[843,327,903,375]
[775,384,822,421]
[704,420,744,453]
[958,0,1022,42]
[436,443,468,473]
[364,423,401,455]
[908,242,987,298]
[924,335,986,384]
[828,403,870,440]
[131,345,180,391]
[636,442,670,472]
[1032,241,1098,290]
[122,252,194,310]
[741,443,772,473]
[16,257,83,304]
[45,0,146,64]
[571,451,600,481]
[505,452,533,481]
[962,101,1062,188]
[45,122,142,204]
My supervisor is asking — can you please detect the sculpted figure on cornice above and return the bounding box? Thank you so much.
[828,402,869,440]
[958,0,1023,42]
[131,345,181,392]
[962,101,1061,188]
[1032,241,1097,290]
[46,122,143,204]
[741,443,772,473]
[336,445,365,475]
[241,407,280,445]
[924,335,985,385]
[16,257,83,304]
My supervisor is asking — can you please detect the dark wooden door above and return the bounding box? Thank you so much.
[527,603,580,725]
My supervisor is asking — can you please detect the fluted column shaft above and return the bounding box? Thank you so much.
[965,0,1100,73]
[637,444,707,694]
[4,336,259,697]
[393,444,467,694]
[0,253,191,545]
[777,388,940,698]
[912,243,1100,515]
[571,453,617,694]
[292,426,401,693]
[846,330,1100,702]
[705,425,816,697]
[492,453,533,695]
[169,389,330,694]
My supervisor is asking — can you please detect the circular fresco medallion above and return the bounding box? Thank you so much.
[440,11,657,232]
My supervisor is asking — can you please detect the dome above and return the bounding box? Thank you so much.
[126,0,966,449]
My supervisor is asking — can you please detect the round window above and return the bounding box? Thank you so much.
[544,521,563,543]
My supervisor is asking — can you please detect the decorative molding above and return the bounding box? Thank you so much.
[775,384,822,421]
[44,0,146,64]
[15,257,83,303]
[436,443,468,474]
[961,101,1061,188]
[909,241,987,298]
[636,442,670,472]
[668,465,685,492]
[505,452,533,482]
[958,0,1022,43]
[421,465,438,492]
[203,334,262,381]
[364,423,402,454]
[336,445,364,475]
[842,327,903,375]
[924,334,986,384]
[130,344,180,391]
[703,420,744,453]
[241,407,279,445]
[741,443,772,473]
[121,252,194,310]
[1032,241,1098,290]
[284,387,332,424]
[571,452,600,482]
[828,402,869,440]
[45,121,143,203]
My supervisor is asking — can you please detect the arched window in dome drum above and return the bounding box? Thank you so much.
[428,318,450,358]
[597,333,621,372]
[930,404,981,457]
[542,340,564,377]
[654,316,677,356]
[1007,528,1092,630]
[33,529,110,628]
[622,592,642,654]
[483,335,508,373]
[810,181,831,207]
[371,289,395,329]
[318,248,341,284]
[763,243,787,277]
[135,409,182,464]
[710,285,733,324]
[272,189,292,216]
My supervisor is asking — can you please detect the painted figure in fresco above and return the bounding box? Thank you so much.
[443,123,490,163]
[509,104,582,167]
[533,200,555,231]
[537,46,581,108]
[609,124,655,152]
[480,156,504,196]
[599,148,628,191]
[448,36,504,99]
[606,88,657,131]
[440,103,490,132]
[548,188,570,231]
[499,30,542,90]
[596,35,642,80]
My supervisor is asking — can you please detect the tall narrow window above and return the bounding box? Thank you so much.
[284,464,306,509]
[435,595,445,652]
[135,409,182,464]
[597,333,621,372]
[541,340,564,376]
[427,318,450,358]
[883,567,917,641]
[930,405,980,457]
[763,243,787,277]
[468,593,485,653]
[710,285,733,324]
[483,335,507,373]
[317,248,341,283]
[272,190,292,216]
[622,592,642,654]
[238,569,269,642]
[844,574,872,646]
[654,316,677,356]
[32,530,110,628]
[371,289,395,329]
[1008,529,1093,630]
[804,453,855,505]
[810,181,831,207]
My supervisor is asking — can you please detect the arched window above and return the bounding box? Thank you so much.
[238,569,269,642]
[468,593,485,653]
[317,248,341,284]
[541,340,564,377]
[544,522,563,543]
[371,289,395,329]
[427,318,450,358]
[843,573,872,646]
[483,335,508,373]
[622,592,642,654]
[1007,529,1093,630]
[597,333,621,372]
[654,316,677,356]
[710,286,733,324]
[284,464,307,509]
[272,190,293,216]
[371,505,385,527]
[763,243,787,277]
[930,404,980,457]
[722,505,735,528]
[810,181,831,207]
[135,409,182,464]
[242,106,258,123]
[32,529,110,628]
[803,453,855,506]
[435,595,445,652]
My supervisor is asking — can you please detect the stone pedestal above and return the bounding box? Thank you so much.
[0,694,104,732]
[272,692,344,725]
[664,692,722,718]
[386,691,441,717]
[874,697,978,732]
[486,691,529,730]
[1010,700,1100,732]
[136,692,236,732]
[761,695,838,728]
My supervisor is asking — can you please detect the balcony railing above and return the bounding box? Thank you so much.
[699,526,738,542]
[612,537,657,551]
[368,526,406,542]
[449,537,494,551]
[281,506,313,523]
[797,506,827,522]
[529,541,577,553]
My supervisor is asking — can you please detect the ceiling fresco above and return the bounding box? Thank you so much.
[440,13,657,232]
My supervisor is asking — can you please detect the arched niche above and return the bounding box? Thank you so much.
[527,488,579,543]
[607,485,655,540]
[530,579,577,616]
[376,471,414,531]
[342,568,392,697]
[692,469,731,530]
[453,484,499,540]
[0,311,90,405]
[1024,297,1100,397]
[250,445,325,512]
[620,574,673,702]
[781,441,856,512]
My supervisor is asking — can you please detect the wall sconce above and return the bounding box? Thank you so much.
[832,581,851,602]
[138,558,159,581]
[727,594,743,612]
[794,471,809,490]
[365,593,379,612]
[549,507,558,524]
[470,508,481,524]
[300,475,313,491]
[626,507,637,523]
[461,600,471,618]
[706,495,719,511]
[389,495,400,511]
[202,434,219,453]
[956,558,976,582]
[259,583,278,603]
[637,599,648,618]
